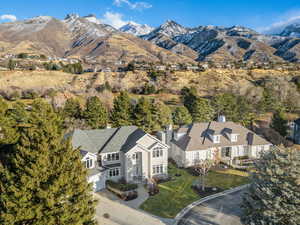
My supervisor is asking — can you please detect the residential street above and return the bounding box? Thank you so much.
[178,190,245,225]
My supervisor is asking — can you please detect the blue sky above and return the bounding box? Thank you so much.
[1,0,300,31]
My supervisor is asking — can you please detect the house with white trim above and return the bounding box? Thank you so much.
[69,126,169,192]
[164,117,272,167]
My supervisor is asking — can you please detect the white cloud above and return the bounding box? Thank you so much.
[0,14,17,22]
[114,0,152,10]
[258,10,300,34]
[101,12,128,29]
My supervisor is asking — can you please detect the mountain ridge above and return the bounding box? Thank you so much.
[1,14,300,64]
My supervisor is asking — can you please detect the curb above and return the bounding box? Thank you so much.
[173,184,250,225]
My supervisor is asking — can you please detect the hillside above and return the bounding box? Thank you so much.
[1,68,300,103]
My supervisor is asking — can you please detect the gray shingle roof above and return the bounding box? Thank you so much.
[174,122,271,151]
[87,168,102,177]
[70,126,146,154]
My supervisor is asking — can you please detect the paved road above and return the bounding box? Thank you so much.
[178,190,245,225]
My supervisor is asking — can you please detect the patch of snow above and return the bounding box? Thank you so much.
[119,22,154,36]
[83,14,101,25]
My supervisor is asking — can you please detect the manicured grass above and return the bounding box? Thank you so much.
[140,163,249,218]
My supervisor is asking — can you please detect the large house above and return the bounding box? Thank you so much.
[161,118,271,167]
[69,126,169,192]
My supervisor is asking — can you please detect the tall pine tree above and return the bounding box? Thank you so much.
[242,147,300,225]
[0,100,97,225]
[172,106,193,126]
[84,96,108,129]
[0,99,20,146]
[190,98,215,122]
[270,111,289,137]
[132,97,154,132]
[63,98,82,119]
[151,100,172,131]
[110,91,132,127]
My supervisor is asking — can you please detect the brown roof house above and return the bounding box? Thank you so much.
[167,116,272,167]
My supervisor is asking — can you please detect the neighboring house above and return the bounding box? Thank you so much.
[164,118,271,167]
[68,126,169,192]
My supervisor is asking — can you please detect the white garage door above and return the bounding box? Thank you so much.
[88,173,106,192]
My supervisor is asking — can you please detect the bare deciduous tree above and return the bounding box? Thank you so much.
[193,159,216,191]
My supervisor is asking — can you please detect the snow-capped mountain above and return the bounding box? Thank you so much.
[2,14,300,63]
[83,14,101,25]
[63,14,115,40]
[119,22,154,36]
[262,17,300,38]
[142,21,286,63]
[143,20,188,40]
[277,23,300,38]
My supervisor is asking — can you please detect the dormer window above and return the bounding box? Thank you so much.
[230,134,238,142]
[213,135,221,144]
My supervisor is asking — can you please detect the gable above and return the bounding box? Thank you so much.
[81,152,97,161]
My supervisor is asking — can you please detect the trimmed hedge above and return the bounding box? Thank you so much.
[106,180,138,192]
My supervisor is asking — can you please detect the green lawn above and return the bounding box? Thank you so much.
[140,163,249,218]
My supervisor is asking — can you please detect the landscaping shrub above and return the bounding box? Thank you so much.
[153,175,171,184]
[103,213,110,219]
[106,180,138,192]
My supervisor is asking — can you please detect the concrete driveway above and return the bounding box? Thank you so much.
[94,193,173,225]
[178,190,245,225]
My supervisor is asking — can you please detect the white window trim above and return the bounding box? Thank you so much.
[109,167,121,177]
[230,134,238,142]
[152,147,164,158]
[106,153,120,162]
[85,158,93,169]
[213,135,221,144]
[152,164,164,175]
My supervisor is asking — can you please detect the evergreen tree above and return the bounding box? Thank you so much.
[84,96,108,129]
[190,98,215,122]
[270,111,289,137]
[0,100,23,146]
[212,93,254,126]
[181,86,197,112]
[242,147,300,225]
[259,88,283,113]
[63,98,82,119]
[151,100,172,131]
[110,92,132,127]
[0,100,97,225]
[172,106,193,126]
[132,97,154,132]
